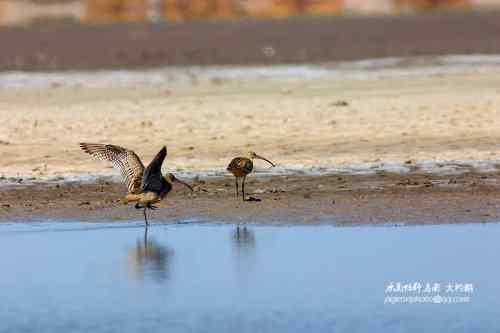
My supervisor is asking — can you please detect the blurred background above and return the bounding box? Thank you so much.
[2,0,500,72]
[0,0,499,26]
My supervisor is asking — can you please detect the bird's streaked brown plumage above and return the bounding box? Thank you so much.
[80,143,193,226]
[80,143,144,194]
[227,157,253,177]
[227,151,275,201]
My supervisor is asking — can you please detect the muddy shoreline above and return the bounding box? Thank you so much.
[2,11,500,71]
[1,172,500,225]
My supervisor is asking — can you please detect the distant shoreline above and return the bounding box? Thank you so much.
[0,54,499,88]
[2,11,500,72]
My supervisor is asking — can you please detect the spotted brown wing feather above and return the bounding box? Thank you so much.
[80,143,145,194]
[227,157,253,177]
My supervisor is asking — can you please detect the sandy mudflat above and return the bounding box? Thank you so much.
[2,15,500,224]
[1,62,500,224]
[1,61,500,181]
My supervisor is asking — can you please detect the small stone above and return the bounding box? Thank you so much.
[210,77,224,85]
[269,187,284,193]
[331,100,349,107]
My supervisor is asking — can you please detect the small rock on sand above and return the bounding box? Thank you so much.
[331,100,349,107]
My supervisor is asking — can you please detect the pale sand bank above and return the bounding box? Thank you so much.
[1,57,500,182]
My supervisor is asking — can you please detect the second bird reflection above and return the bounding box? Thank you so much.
[128,228,173,282]
[232,225,257,278]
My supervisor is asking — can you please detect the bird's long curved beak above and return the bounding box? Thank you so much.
[255,154,276,167]
[175,178,194,192]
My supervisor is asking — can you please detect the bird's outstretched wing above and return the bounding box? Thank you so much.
[80,143,145,194]
[141,146,167,194]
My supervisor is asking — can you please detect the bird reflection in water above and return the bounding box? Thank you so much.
[232,225,256,278]
[128,228,173,282]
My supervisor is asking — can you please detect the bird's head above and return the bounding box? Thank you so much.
[247,151,276,167]
[247,151,257,159]
[164,173,194,192]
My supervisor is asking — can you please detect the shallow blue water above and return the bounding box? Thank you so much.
[0,221,498,333]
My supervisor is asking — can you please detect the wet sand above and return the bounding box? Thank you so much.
[1,172,500,224]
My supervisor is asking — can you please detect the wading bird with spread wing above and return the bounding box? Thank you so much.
[227,151,275,201]
[80,143,193,226]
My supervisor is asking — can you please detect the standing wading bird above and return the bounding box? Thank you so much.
[227,151,275,201]
[80,143,193,226]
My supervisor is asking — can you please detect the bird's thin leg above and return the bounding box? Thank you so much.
[235,177,239,199]
[143,207,149,227]
[242,176,246,201]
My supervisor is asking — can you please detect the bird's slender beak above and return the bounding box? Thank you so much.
[255,154,276,167]
[174,178,194,192]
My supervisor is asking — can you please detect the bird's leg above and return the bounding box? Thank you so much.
[242,176,246,201]
[235,177,239,199]
[144,226,148,246]
[143,207,149,227]
[146,203,157,210]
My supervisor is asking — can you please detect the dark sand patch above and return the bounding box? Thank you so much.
[2,12,500,71]
[1,172,499,225]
